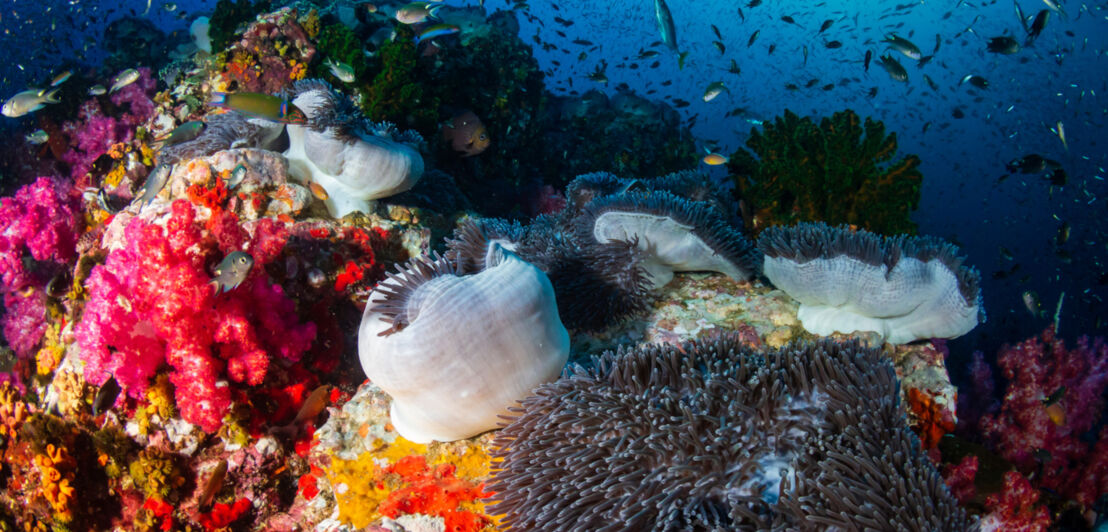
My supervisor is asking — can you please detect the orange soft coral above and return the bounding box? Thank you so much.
[34,444,77,521]
[378,456,491,532]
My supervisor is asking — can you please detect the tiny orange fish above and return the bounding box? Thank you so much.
[442,110,491,157]
[199,459,228,511]
[1045,402,1066,427]
[308,181,329,200]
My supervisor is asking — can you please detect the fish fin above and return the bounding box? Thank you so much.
[209,278,224,295]
[429,5,443,18]
[42,88,60,103]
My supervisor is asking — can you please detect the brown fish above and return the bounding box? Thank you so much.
[198,459,228,511]
[442,110,491,157]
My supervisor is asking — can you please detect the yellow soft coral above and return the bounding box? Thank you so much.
[129,447,185,499]
[289,60,308,81]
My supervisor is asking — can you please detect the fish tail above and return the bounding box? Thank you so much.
[41,88,60,103]
[429,4,443,18]
[210,92,229,107]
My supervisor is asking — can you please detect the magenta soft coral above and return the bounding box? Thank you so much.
[978,326,1108,507]
[0,177,80,358]
[61,67,156,184]
[75,200,316,431]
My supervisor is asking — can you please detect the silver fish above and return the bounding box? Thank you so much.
[137,163,172,207]
[877,54,908,82]
[211,251,254,293]
[882,34,922,60]
[654,0,678,52]
[224,163,247,189]
[25,129,49,144]
[3,88,60,117]
[109,68,140,93]
[157,121,205,148]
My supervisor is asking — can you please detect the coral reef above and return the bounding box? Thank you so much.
[208,0,272,54]
[363,37,438,130]
[728,109,923,235]
[218,8,315,94]
[75,200,315,431]
[488,334,968,530]
[978,326,1108,508]
[759,222,982,344]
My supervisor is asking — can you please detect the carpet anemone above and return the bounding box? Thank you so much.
[358,243,569,443]
[487,334,969,531]
[576,189,762,289]
[758,222,983,345]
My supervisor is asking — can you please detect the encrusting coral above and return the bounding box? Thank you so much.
[488,334,968,530]
[728,108,922,235]
[759,222,982,345]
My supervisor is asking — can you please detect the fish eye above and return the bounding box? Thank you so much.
[238,257,249,264]
[479,134,488,141]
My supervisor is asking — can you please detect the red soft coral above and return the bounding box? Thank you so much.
[979,326,1108,506]
[979,471,1051,531]
[75,200,315,431]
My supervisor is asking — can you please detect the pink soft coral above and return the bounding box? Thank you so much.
[978,471,1051,532]
[0,177,80,358]
[75,200,315,431]
[979,326,1108,507]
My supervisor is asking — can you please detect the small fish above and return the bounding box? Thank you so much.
[414,23,460,45]
[224,163,247,189]
[824,40,843,49]
[748,30,760,47]
[138,163,172,207]
[92,375,121,416]
[199,460,228,511]
[923,74,939,91]
[713,41,726,54]
[109,68,140,93]
[961,74,988,89]
[1041,0,1066,19]
[819,19,833,33]
[291,385,332,426]
[882,34,922,60]
[163,2,177,11]
[324,58,356,83]
[156,121,205,148]
[1005,154,1059,174]
[210,92,307,124]
[1055,221,1070,245]
[210,251,254,294]
[45,269,72,299]
[1023,290,1042,317]
[702,81,727,102]
[654,0,678,52]
[702,151,729,165]
[864,50,872,72]
[25,129,49,144]
[987,35,1021,54]
[88,85,107,96]
[442,110,490,157]
[2,88,60,117]
[1041,386,1066,426]
[877,54,908,82]
[395,2,442,24]
[1055,120,1067,151]
[710,24,722,41]
[780,15,797,25]
[727,59,741,75]
[50,70,72,87]
[308,181,329,200]
[1026,10,1049,45]
[96,188,123,214]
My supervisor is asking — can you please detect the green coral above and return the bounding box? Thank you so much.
[208,0,272,53]
[315,23,369,84]
[727,108,922,235]
[128,447,184,500]
[361,36,439,130]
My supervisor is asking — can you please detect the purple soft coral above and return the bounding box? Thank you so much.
[75,200,316,432]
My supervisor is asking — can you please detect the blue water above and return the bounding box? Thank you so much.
[1,0,1105,363]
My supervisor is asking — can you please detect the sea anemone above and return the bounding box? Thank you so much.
[576,190,761,289]
[158,113,285,165]
[487,334,969,531]
[284,79,425,218]
[758,222,983,345]
[357,243,569,443]
[446,217,653,332]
